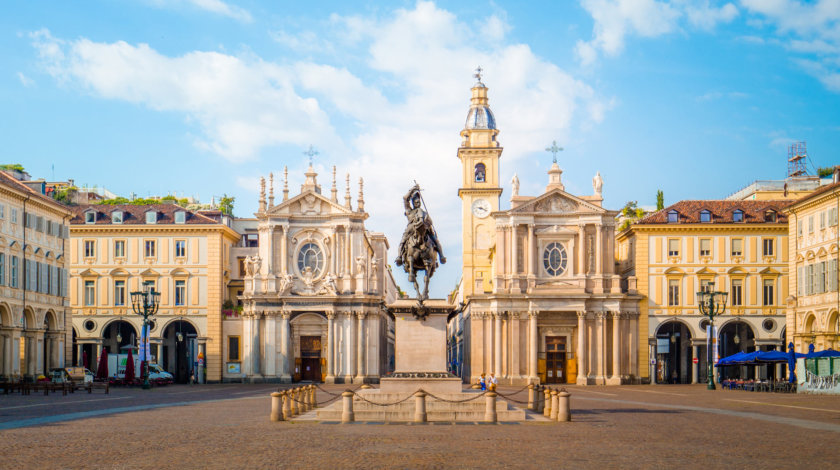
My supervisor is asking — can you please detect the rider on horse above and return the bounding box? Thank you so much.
[395,185,446,299]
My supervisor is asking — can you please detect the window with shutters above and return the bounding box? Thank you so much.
[731,279,743,306]
[84,240,95,258]
[700,238,711,257]
[84,280,95,306]
[668,279,680,306]
[731,238,743,257]
[762,238,774,257]
[763,279,775,306]
[820,211,826,230]
[668,239,680,257]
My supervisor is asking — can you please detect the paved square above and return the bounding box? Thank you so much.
[1,384,838,469]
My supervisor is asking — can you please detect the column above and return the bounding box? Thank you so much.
[344,227,352,292]
[511,224,518,276]
[596,312,606,383]
[280,311,291,381]
[280,225,288,274]
[264,313,276,377]
[528,311,539,383]
[252,314,261,378]
[578,224,587,276]
[630,314,638,380]
[44,334,51,372]
[527,224,535,277]
[493,313,502,375]
[691,345,699,384]
[331,231,338,275]
[0,333,5,376]
[355,312,366,382]
[325,313,335,381]
[484,314,492,374]
[595,225,603,274]
[610,312,621,384]
[510,312,520,381]
[345,312,356,379]
[576,312,587,385]
[76,343,83,367]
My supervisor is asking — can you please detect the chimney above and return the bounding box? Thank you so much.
[834,166,840,184]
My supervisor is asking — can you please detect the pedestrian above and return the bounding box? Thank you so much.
[479,373,486,391]
[489,372,498,391]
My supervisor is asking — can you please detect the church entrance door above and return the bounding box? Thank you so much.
[545,336,567,384]
[300,336,322,382]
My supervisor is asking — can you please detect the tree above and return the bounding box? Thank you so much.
[656,190,664,211]
[0,164,25,171]
[219,194,235,216]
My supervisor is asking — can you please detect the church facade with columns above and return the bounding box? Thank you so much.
[453,74,642,386]
[229,165,397,383]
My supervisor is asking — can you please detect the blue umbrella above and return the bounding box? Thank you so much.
[806,348,840,359]
[716,351,750,367]
[788,342,797,384]
[808,343,815,354]
[754,350,789,363]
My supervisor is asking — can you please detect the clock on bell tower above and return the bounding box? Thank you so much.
[458,68,503,298]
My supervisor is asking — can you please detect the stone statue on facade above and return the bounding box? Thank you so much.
[593,171,603,196]
[511,173,520,197]
[395,184,446,302]
[277,272,293,295]
[245,255,261,277]
[318,272,339,295]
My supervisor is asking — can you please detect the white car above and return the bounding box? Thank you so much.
[148,364,174,381]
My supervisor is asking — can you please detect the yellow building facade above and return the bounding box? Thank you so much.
[784,179,840,352]
[68,204,239,383]
[0,171,72,380]
[617,200,789,383]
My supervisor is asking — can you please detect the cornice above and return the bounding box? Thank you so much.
[628,224,788,233]
[784,185,840,213]
[458,188,503,197]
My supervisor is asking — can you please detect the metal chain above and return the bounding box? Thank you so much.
[314,383,345,397]
[350,390,417,407]
[423,390,487,403]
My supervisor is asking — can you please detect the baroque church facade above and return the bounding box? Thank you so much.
[230,165,397,383]
[453,76,642,385]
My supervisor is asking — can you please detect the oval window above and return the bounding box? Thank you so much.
[297,242,324,277]
[543,242,568,276]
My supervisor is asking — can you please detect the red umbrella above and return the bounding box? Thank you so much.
[96,347,109,380]
[82,350,88,369]
[124,348,135,384]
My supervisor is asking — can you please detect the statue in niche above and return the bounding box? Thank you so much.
[245,255,261,277]
[370,257,379,288]
[395,184,446,303]
[355,255,366,276]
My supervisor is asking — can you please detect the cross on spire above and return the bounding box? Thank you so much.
[303,145,319,167]
[474,66,483,83]
[545,140,564,163]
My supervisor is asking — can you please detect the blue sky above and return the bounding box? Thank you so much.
[3,0,840,297]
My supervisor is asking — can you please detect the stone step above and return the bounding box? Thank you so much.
[314,409,527,422]
[349,399,514,412]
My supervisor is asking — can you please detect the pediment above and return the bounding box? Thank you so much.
[109,268,130,277]
[510,189,605,215]
[79,268,100,277]
[535,224,578,235]
[695,267,715,276]
[139,268,160,277]
[169,267,190,277]
[265,190,352,217]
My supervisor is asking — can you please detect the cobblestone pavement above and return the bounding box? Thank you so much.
[1,383,839,469]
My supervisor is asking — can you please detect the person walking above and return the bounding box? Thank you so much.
[479,373,487,391]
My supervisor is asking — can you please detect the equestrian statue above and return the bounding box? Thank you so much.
[395,184,446,302]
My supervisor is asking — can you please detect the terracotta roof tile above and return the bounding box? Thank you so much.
[636,200,789,225]
[68,204,222,225]
[0,171,70,211]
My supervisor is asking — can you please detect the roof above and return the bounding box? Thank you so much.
[68,204,222,225]
[786,180,840,211]
[0,171,71,213]
[636,200,789,225]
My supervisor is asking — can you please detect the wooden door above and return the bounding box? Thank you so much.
[300,336,322,382]
[546,336,567,384]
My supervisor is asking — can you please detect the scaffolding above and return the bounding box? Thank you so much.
[788,141,808,177]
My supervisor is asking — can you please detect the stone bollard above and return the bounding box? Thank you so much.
[527,384,535,411]
[303,386,311,412]
[550,389,559,421]
[309,385,317,409]
[557,389,571,422]
[282,391,292,420]
[543,387,552,417]
[270,392,284,422]
[414,391,428,423]
[290,388,299,416]
[485,391,498,423]
[341,390,355,423]
[538,386,545,413]
[360,384,372,390]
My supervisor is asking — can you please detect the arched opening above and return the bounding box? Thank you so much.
[0,304,11,378]
[474,163,486,183]
[103,320,138,356]
[71,328,78,367]
[21,308,36,379]
[718,320,756,380]
[654,321,693,384]
[291,313,327,383]
[42,311,60,374]
[162,320,198,384]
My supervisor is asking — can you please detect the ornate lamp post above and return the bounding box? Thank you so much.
[697,283,728,390]
[131,289,160,390]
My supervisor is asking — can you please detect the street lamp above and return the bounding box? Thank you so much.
[697,282,728,390]
[130,289,160,389]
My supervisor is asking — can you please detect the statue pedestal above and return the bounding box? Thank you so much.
[379,298,462,395]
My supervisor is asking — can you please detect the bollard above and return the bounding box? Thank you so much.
[360,384,372,390]
[537,386,545,413]
[270,392,284,422]
[543,387,552,417]
[485,391,498,423]
[557,389,571,422]
[414,391,428,423]
[303,386,311,412]
[290,388,299,416]
[282,391,292,420]
[550,389,559,420]
[527,384,535,411]
[309,385,317,409]
[341,390,355,423]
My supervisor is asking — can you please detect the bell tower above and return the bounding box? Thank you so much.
[458,68,503,298]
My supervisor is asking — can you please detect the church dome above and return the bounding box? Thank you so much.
[465,105,496,130]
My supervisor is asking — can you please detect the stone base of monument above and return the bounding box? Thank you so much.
[313,299,529,422]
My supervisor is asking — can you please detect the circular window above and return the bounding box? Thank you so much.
[84,320,96,332]
[148,320,157,332]
[762,319,775,332]
[699,319,710,331]
[543,242,568,277]
[297,242,325,278]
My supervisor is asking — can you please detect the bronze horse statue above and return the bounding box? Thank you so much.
[395,184,446,302]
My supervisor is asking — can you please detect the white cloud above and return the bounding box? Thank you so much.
[575,0,738,65]
[741,0,840,93]
[16,72,34,87]
[145,0,252,22]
